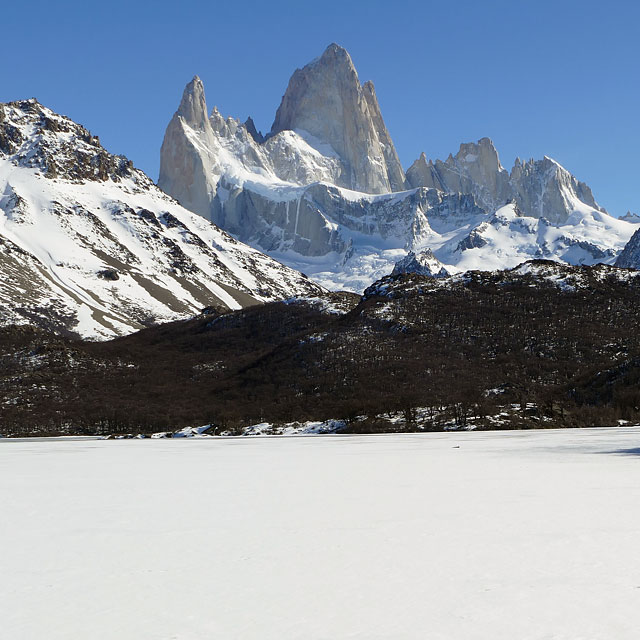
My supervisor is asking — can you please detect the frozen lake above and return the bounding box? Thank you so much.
[2,428,640,639]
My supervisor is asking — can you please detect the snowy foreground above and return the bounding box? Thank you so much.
[2,428,640,640]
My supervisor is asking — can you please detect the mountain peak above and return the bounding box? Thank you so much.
[392,249,450,278]
[244,116,264,143]
[319,42,353,64]
[615,228,640,268]
[177,75,208,129]
[299,43,358,84]
[456,138,502,168]
[0,98,135,182]
[270,44,404,193]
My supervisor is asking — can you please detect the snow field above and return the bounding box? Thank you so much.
[2,428,640,639]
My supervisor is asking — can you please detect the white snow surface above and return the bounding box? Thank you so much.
[2,427,640,639]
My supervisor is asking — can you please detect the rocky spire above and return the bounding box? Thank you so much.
[362,80,406,191]
[407,137,511,213]
[406,137,605,223]
[270,43,405,194]
[177,76,208,130]
[159,75,216,219]
[619,210,640,222]
[406,152,446,191]
[510,155,603,224]
[244,116,264,143]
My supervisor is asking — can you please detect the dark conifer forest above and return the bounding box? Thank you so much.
[3,262,640,436]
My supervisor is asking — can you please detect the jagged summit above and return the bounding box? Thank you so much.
[177,75,208,129]
[303,43,354,72]
[615,228,640,268]
[0,98,135,183]
[244,116,264,143]
[407,137,604,225]
[391,249,450,278]
[407,137,511,216]
[270,43,405,193]
[619,211,640,223]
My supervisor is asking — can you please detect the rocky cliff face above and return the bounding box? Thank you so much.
[510,155,602,224]
[0,99,322,339]
[270,44,405,194]
[158,76,232,220]
[407,138,512,216]
[615,228,640,268]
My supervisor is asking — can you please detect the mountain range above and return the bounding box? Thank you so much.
[159,44,639,291]
[2,42,640,345]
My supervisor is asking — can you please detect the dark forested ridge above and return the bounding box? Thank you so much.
[3,261,640,436]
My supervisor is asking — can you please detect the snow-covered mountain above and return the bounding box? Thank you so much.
[159,44,637,291]
[436,203,630,272]
[0,99,322,339]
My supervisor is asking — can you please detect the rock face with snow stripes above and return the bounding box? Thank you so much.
[0,99,322,339]
[615,228,640,269]
[158,44,637,291]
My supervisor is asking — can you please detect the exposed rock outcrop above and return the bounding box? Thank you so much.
[270,43,405,193]
[210,181,485,259]
[407,138,511,215]
[615,228,640,268]
[158,76,222,220]
[510,155,602,225]
[619,211,640,223]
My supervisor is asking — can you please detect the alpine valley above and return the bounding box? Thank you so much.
[2,43,640,436]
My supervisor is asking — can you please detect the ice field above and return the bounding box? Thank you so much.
[2,428,640,639]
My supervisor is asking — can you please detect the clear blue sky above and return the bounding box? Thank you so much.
[2,0,638,215]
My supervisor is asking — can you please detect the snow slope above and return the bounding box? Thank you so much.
[0,99,322,339]
[2,428,640,639]
[432,203,632,273]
